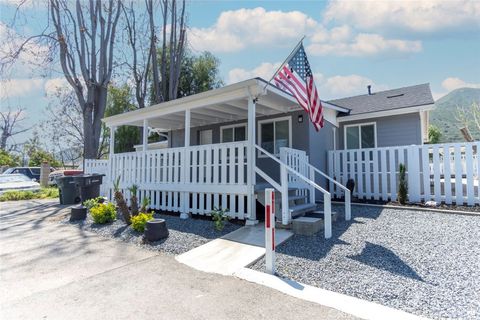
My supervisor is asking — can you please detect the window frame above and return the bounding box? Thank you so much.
[220,123,247,143]
[344,121,377,150]
[257,116,292,158]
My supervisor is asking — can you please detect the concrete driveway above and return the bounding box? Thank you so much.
[0,200,355,320]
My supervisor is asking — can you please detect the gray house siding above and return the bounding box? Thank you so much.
[337,112,422,150]
[308,119,335,200]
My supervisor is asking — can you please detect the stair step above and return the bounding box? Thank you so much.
[289,203,317,217]
[309,210,339,222]
[288,195,308,202]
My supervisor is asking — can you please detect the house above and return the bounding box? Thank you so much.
[86,78,435,238]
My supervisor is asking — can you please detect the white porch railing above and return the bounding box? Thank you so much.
[328,141,480,205]
[85,141,249,219]
[280,147,351,221]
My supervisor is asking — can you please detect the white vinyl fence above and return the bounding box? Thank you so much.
[84,159,109,197]
[84,141,249,219]
[328,142,480,206]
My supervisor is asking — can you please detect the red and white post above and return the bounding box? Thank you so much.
[265,188,276,274]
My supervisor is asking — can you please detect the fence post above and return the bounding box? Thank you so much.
[407,145,421,203]
[265,188,276,275]
[324,193,332,239]
[280,164,289,225]
[345,189,351,221]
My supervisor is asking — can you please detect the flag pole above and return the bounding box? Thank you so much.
[262,35,306,94]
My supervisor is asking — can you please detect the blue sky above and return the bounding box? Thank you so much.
[1,0,480,145]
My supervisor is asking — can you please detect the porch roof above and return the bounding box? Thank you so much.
[103,78,297,130]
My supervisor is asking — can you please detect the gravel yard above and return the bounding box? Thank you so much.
[251,205,480,319]
[65,213,241,255]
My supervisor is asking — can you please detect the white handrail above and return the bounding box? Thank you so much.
[280,147,351,221]
[255,144,333,238]
[255,145,330,194]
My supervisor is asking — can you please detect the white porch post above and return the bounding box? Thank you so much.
[109,126,117,200]
[181,109,191,219]
[246,97,258,225]
[142,119,149,184]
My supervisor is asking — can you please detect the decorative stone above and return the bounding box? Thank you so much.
[70,206,87,221]
[144,219,169,241]
[292,217,324,236]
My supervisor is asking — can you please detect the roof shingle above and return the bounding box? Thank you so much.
[328,83,434,116]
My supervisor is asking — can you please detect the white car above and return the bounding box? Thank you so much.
[0,174,41,194]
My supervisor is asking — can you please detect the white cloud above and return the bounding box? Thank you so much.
[227,62,388,99]
[441,77,480,92]
[0,22,50,76]
[308,32,422,56]
[189,7,317,52]
[44,77,71,97]
[0,78,44,99]
[323,0,480,34]
[319,74,388,99]
[227,62,281,84]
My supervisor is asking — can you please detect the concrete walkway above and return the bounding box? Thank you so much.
[0,200,355,320]
[176,224,292,275]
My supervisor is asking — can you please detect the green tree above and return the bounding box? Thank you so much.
[428,125,442,144]
[103,85,141,154]
[0,150,20,167]
[28,149,62,168]
[151,49,224,103]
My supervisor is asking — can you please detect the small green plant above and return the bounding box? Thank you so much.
[211,207,230,231]
[140,196,150,213]
[131,212,154,232]
[83,197,104,210]
[398,163,408,205]
[128,184,139,216]
[90,202,117,224]
[0,188,59,202]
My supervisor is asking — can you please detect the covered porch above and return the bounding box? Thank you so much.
[85,78,350,235]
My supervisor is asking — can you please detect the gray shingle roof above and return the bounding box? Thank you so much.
[328,83,434,116]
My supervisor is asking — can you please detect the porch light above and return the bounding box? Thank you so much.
[298,114,303,123]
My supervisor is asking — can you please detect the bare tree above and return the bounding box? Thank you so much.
[122,2,151,109]
[0,107,29,150]
[456,101,480,140]
[147,0,186,103]
[41,86,84,153]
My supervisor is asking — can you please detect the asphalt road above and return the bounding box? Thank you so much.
[0,199,355,320]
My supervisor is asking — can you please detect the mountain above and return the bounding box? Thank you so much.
[430,87,480,142]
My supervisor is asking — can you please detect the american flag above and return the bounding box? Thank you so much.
[274,44,324,131]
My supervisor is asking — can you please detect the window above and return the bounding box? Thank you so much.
[258,117,291,156]
[198,129,213,145]
[344,123,376,149]
[220,124,246,143]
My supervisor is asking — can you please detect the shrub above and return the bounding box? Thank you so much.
[140,196,150,213]
[0,188,59,202]
[131,212,154,232]
[211,207,230,231]
[90,202,117,224]
[128,184,139,216]
[398,163,408,205]
[83,197,104,210]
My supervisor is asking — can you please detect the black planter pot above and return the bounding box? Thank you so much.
[70,206,87,221]
[144,219,169,241]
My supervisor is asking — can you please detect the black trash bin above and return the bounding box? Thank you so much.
[73,174,105,202]
[57,176,81,205]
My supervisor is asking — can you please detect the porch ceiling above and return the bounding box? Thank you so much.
[102,78,303,130]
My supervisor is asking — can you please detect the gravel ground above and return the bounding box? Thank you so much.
[251,205,480,319]
[64,212,241,255]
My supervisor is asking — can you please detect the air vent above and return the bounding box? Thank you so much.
[387,93,404,98]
